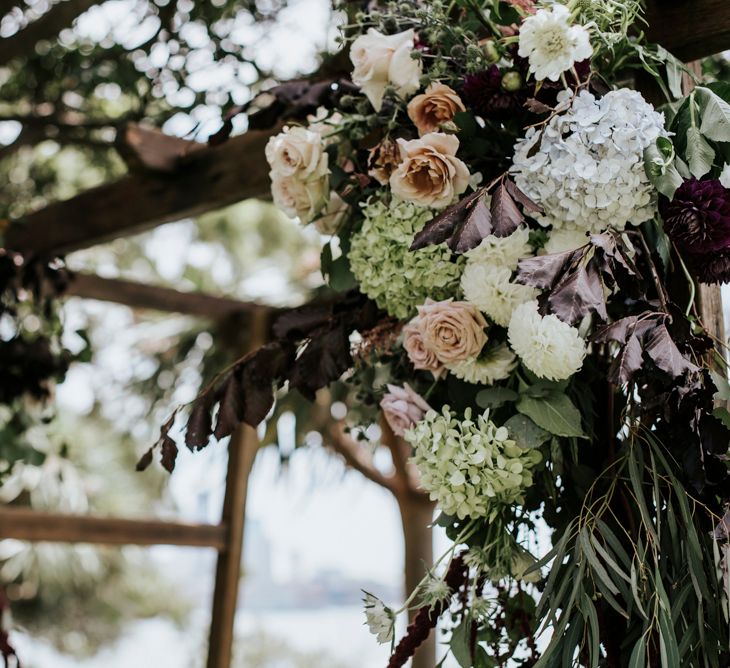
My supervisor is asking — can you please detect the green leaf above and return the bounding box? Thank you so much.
[504,413,550,449]
[710,369,730,401]
[321,244,357,291]
[580,593,600,668]
[713,406,730,430]
[628,637,647,668]
[516,392,585,438]
[696,86,730,142]
[643,141,683,199]
[686,126,716,178]
[450,618,473,668]
[475,386,517,409]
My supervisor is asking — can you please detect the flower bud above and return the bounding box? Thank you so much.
[480,39,499,63]
[501,71,523,92]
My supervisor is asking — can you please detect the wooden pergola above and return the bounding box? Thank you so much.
[0,2,728,667]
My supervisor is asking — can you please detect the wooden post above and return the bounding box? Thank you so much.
[206,314,267,668]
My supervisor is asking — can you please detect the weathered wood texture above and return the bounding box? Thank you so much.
[67,272,274,320]
[0,507,227,549]
[645,0,730,61]
[207,313,266,668]
[5,125,277,256]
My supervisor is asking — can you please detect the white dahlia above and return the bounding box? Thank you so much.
[512,89,666,234]
[464,226,533,271]
[461,263,537,327]
[508,300,586,381]
[446,343,517,386]
[517,4,592,82]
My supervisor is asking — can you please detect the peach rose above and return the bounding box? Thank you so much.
[389,133,470,209]
[350,28,422,112]
[380,383,432,437]
[407,83,466,136]
[417,298,488,364]
[368,139,401,186]
[402,318,444,378]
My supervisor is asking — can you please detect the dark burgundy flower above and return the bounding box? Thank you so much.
[661,178,730,284]
[462,65,525,119]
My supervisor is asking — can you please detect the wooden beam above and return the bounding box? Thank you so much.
[207,314,266,668]
[0,507,227,550]
[5,125,277,256]
[66,272,275,320]
[645,0,730,61]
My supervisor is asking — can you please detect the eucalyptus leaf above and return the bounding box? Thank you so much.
[504,413,551,449]
[516,392,586,438]
[696,86,730,143]
[686,126,716,178]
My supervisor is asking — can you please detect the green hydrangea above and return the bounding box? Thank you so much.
[348,197,463,320]
[405,406,542,521]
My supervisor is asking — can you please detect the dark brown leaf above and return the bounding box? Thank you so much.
[450,197,492,253]
[547,261,607,324]
[608,334,644,384]
[645,324,698,378]
[410,188,483,251]
[186,396,214,451]
[490,182,524,237]
[504,178,542,215]
[592,315,659,344]
[516,248,583,290]
[135,446,155,472]
[213,373,245,440]
[160,435,178,473]
[288,325,352,400]
[524,98,553,115]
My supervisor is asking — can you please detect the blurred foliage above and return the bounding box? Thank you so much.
[232,630,348,668]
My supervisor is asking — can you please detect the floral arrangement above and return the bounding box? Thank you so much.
[154,0,730,665]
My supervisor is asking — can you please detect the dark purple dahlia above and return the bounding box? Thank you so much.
[661,178,730,284]
[462,65,525,119]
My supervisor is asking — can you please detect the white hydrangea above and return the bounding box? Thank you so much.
[508,300,587,381]
[464,226,533,271]
[406,407,542,520]
[542,228,589,255]
[446,343,517,385]
[517,3,592,82]
[461,263,538,327]
[512,89,666,234]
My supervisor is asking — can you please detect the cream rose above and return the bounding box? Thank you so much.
[314,192,348,235]
[407,83,466,136]
[417,298,488,364]
[265,125,328,180]
[350,28,422,112]
[390,133,470,209]
[380,383,431,437]
[271,174,328,224]
[403,319,444,378]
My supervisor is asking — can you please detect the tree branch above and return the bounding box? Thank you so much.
[0,0,99,65]
[380,416,421,496]
[324,421,399,495]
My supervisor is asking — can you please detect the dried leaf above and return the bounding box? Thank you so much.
[186,395,214,451]
[450,197,492,253]
[608,334,644,384]
[410,188,483,251]
[160,435,178,473]
[135,446,155,472]
[547,262,607,325]
[213,373,245,440]
[504,178,542,214]
[516,248,582,290]
[490,182,524,237]
[645,324,698,378]
[288,326,352,400]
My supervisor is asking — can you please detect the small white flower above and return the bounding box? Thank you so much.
[350,28,422,111]
[542,228,589,255]
[363,592,394,644]
[446,343,518,386]
[461,263,537,327]
[465,226,533,271]
[508,300,587,381]
[517,4,592,82]
[720,164,730,189]
[419,573,451,609]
